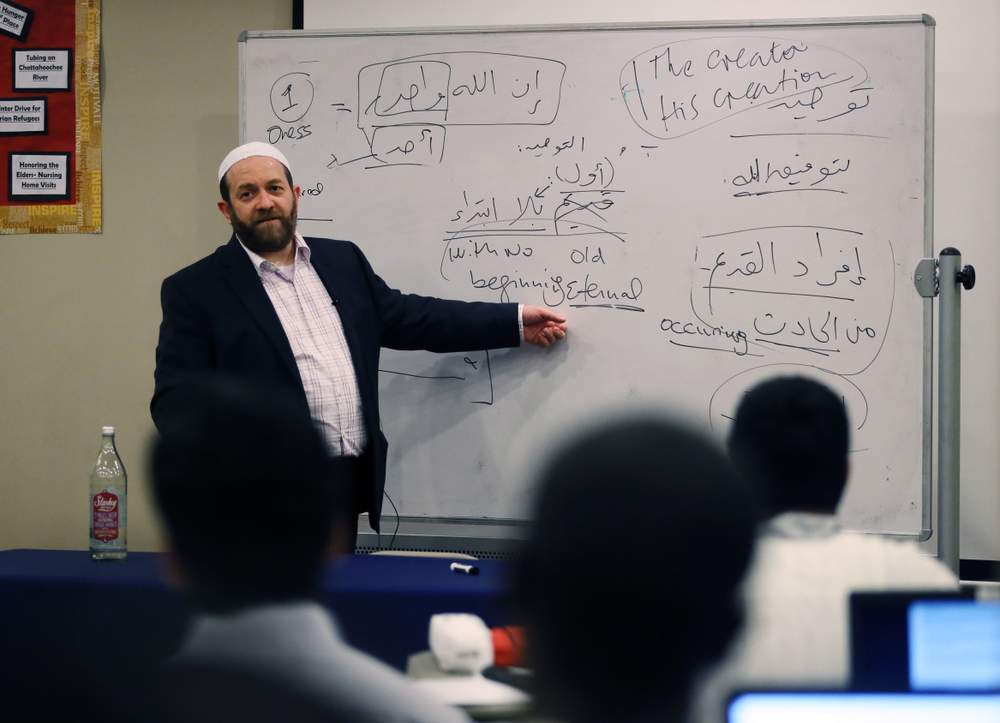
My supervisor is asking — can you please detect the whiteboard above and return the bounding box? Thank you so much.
[240,17,934,536]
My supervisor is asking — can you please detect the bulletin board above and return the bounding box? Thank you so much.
[0,0,100,234]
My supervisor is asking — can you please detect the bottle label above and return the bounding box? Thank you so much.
[92,490,119,542]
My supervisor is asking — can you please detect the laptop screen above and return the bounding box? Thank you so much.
[909,600,1000,690]
[849,589,973,689]
[728,691,1000,723]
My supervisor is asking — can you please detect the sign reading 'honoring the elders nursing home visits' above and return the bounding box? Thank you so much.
[0,0,100,234]
[9,151,68,199]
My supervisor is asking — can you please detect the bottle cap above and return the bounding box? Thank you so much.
[102,426,115,435]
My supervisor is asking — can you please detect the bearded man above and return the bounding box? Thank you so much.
[152,142,566,542]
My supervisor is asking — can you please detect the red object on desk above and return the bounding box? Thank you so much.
[491,625,525,666]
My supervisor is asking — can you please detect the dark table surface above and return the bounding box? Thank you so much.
[0,549,513,673]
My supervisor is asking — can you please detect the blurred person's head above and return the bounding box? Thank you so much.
[512,415,757,723]
[728,375,850,519]
[151,376,344,613]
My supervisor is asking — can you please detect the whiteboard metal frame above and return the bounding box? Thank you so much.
[246,14,935,38]
[921,21,936,543]
[239,15,937,553]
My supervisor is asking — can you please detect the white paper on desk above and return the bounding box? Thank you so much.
[408,674,530,708]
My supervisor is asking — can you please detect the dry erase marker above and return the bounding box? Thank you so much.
[450,562,480,575]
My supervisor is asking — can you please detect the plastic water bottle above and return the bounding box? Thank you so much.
[89,426,127,560]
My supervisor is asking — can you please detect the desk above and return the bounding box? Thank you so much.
[0,549,512,672]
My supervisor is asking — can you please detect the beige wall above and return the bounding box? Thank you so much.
[0,0,290,551]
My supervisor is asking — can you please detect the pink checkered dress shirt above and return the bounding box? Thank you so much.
[240,234,366,457]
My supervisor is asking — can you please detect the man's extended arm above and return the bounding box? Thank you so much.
[347,241,565,351]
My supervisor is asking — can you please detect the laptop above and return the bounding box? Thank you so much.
[727,690,1000,723]
[909,599,1000,690]
[849,588,973,689]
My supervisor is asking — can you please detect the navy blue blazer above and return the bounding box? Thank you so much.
[152,235,520,530]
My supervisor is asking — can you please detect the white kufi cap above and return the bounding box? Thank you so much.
[217,141,292,182]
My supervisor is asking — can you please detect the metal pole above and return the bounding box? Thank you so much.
[937,248,962,575]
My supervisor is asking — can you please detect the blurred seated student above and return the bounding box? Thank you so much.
[692,375,957,717]
[512,415,758,723]
[147,663,362,723]
[149,376,470,723]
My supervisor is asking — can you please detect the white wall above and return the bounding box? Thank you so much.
[305,0,1000,562]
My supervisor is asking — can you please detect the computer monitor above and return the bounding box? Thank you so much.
[909,600,1000,690]
[728,691,1000,723]
[849,589,973,689]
